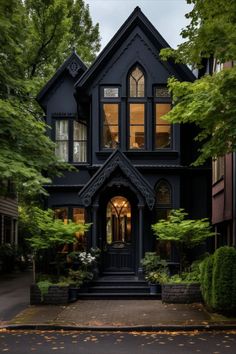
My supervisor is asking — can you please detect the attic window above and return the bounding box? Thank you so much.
[129,66,145,97]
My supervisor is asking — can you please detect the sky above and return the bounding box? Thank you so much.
[86,0,192,51]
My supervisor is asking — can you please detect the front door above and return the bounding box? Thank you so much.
[103,196,134,273]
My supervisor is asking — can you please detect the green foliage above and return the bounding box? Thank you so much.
[0,0,100,201]
[37,280,53,301]
[212,246,236,311]
[152,209,214,247]
[200,254,214,306]
[145,270,169,285]
[160,0,236,165]
[141,252,168,273]
[68,269,93,287]
[19,205,90,251]
[160,0,236,67]
[152,209,214,271]
[200,247,236,312]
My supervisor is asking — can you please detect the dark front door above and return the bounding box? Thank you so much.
[103,196,134,273]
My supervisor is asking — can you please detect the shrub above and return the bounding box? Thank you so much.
[141,252,168,273]
[212,246,236,311]
[200,254,214,306]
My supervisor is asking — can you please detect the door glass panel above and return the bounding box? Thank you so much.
[106,196,131,244]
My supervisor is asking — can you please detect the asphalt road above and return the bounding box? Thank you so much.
[0,271,32,322]
[0,330,236,353]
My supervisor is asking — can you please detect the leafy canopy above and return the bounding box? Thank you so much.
[152,209,214,248]
[160,0,236,165]
[0,0,100,199]
[19,206,90,251]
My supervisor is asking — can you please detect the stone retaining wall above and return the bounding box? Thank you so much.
[30,284,69,305]
[162,283,202,303]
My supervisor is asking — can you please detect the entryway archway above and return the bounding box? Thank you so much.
[103,195,135,273]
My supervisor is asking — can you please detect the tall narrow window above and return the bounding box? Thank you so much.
[128,66,146,149]
[55,120,69,161]
[155,104,171,148]
[129,103,145,149]
[73,121,87,162]
[102,103,119,148]
[129,67,145,97]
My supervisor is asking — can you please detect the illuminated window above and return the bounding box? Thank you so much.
[106,196,131,245]
[129,103,145,149]
[54,207,68,224]
[102,103,119,148]
[155,104,171,149]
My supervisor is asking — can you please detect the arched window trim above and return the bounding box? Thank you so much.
[128,64,146,98]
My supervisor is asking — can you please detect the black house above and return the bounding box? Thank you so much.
[37,8,211,278]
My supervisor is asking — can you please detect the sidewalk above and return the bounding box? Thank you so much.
[4,299,236,331]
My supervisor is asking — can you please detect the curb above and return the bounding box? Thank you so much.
[1,323,236,332]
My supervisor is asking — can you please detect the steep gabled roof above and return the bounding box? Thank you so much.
[75,6,195,89]
[37,50,87,104]
[79,149,155,209]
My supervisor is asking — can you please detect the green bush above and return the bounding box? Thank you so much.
[200,254,214,306]
[200,247,236,312]
[212,246,236,311]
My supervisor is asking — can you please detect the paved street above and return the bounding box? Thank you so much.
[0,330,236,353]
[0,271,32,323]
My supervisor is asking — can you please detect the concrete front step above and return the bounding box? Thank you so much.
[89,285,150,294]
[77,292,161,299]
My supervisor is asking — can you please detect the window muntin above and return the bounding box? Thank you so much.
[129,67,145,97]
[129,103,145,149]
[106,196,131,245]
[55,120,69,161]
[102,103,119,149]
[155,103,171,149]
[73,121,87,162]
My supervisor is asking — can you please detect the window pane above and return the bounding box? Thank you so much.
[103,125,119,148]
[155,126,171,148]
[155,86,171,98]
[73,208,85,224]
[55,141,68,161]
[73,121,87,140]
[156,104,171,149]
[102,104,119,148]
[156,182,171,205]
[55,120,68,140]
[129,66,145,97]
[156,104,171,124]
[130,125,145,149]
[104,88,119,98]
[73,142,87,162]
[103,104,118,125]
[130,104,144,124]
[54,207,68,224]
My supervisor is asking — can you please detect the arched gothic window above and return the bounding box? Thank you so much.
[156,180,171,206]
[129,66,145,97]
[128,65,146,149]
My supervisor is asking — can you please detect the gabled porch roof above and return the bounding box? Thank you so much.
[79,149,155,209]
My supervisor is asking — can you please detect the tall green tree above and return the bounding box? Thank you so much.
[0,0,100,200]
[160,0,236,165]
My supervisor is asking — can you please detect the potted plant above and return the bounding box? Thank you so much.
[145,270,168,295]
